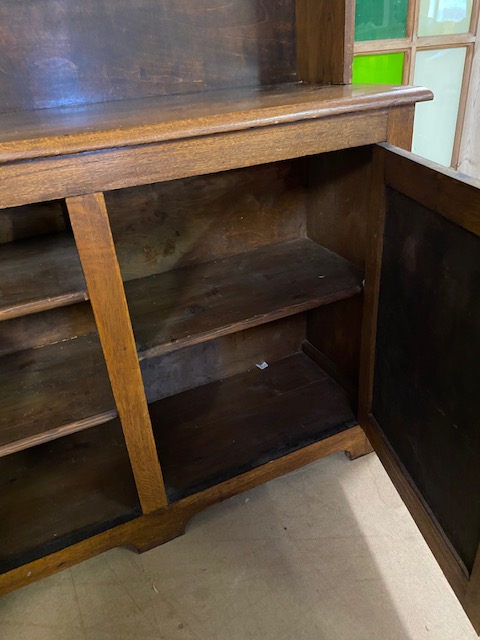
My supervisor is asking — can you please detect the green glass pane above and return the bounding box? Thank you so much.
[412,47,466,166]
[355,0,409,41]
[419,0,473,36]
[352,53,404,84]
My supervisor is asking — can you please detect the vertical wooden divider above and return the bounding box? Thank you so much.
[66,192,167,513]
[296,0,354,84]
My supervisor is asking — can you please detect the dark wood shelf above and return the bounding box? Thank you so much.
[0,336,117,457]
[0,420,140,574]
[0,83,432,164]
[127,238,363,359]
[0,232,87,321]
[151,349,357,502]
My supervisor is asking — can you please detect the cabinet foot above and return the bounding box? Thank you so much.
[345,433,374,461]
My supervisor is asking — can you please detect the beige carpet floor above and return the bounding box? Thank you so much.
[0,452,476,640]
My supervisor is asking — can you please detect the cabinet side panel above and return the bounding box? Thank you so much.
[373,188,480,573]
[306,146,373,388]
[0,0,296,112]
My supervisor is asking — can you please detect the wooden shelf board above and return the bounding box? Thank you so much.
[0,421,140,574]
[0,336,117,456]
[0,84,433,164]
[0,233,87,321]
[127,238,363,359]
[151,350,357,502]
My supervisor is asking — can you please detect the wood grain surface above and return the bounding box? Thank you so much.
[0,84,432,164]
[0,0,296,113]
[0,335,116,457]
[66,193,167,513]
[0,233,87,320]
[125,238,362,359]
[107,160,307,281]
[382,143,480,236]
[296,0,354,84]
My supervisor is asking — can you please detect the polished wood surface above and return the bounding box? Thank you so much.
[0,335,116,457]
[296,1,354,84]
[67,193,167,513]
[0,84,432,164]
[0,0,296,113]
[126,239,362,359]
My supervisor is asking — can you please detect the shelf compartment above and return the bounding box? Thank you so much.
[0,336,117,457]
[0,232,87,321]
[127,238,363,359]
[0,420,140,574]
[151,350,357,502]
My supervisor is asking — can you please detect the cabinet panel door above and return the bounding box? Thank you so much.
[360,143,480,634]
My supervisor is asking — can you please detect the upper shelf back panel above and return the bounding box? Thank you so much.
[0,0,297,113]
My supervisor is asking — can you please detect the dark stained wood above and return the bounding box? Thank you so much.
[306,146,375,268]
[66,193,167,513]
[151,352,357,501]
[359,145,480,631]
[0,424,366,595]
[0,336,116,457]
[125,239,363,359]
[382,143,480,237]
[107,160,307,281]
[0,420,140,574]
[141,316,306,403]
[358,146,386,421]
[0,303,95,358]
[372,188,480,573]
[296,1,354,84]
[0,84,432,165]
[0,200,66,244]
[359,148,471,598]
[0,0,296,113]
[305,294,363,393]
[0,233,87,320]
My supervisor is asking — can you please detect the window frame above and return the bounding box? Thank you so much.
[353,0,480,167]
